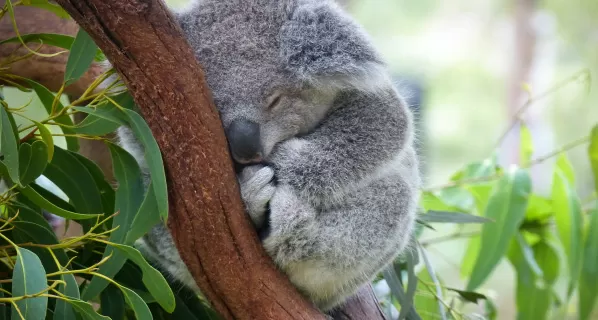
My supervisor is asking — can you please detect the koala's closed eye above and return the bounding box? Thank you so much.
[266,94,283,111]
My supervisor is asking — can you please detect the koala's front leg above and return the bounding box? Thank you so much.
[238,165,276,229]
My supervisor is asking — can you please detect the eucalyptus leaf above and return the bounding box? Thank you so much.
[82,143,144,301]
[32,121,54,162]
[466,168,531,291]
[18,186,99,220]
[18,141,48,186]
[123,109,168,221]
[106,242,175,312]
[419,210,491,224]
[100,285,125,320]
[11,248,48,320]
[65,29,99,84]
[25,80,79,151]
[53,274,79,320]
[0,105,20,184]
[580,209,598,320]
[589,125,598,193]
[552,160,583,296]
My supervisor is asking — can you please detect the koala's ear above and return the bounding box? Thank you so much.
[280,2,390,92]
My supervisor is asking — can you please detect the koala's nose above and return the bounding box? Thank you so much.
[226,119,263,164]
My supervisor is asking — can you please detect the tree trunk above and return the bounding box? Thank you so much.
[50,1,386,319]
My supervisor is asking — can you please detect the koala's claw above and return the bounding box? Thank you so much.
[239,165,276,228]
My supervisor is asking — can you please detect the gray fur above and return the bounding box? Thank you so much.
[117,0,420,312]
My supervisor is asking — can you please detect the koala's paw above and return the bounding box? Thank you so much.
[238,165,276,228]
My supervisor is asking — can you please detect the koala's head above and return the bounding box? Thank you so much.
[176,0,389,164]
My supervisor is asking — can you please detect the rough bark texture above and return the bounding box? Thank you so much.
[9,1,387,319]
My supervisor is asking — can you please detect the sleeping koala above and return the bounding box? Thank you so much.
[117,0,421,312]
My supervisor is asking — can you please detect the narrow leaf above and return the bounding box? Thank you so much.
[32,121,54,161]
[0,105,20,184]
[589,125,598,193]
[419,210,492,224]
[25,80,79,151]
[124,109,168,221]
[100,285,125,320]
[19,185,99,220]
[82,143,144,301]
[580,209,598,320]
[120,286,152,320]
[552,165,583,296]
[11,248,48,320]
[65,29,98,84]
[18,141,48,186]
[107,242,175,312]
[53,274,79,320]
[466,168,531,291]
[419,244,447,320]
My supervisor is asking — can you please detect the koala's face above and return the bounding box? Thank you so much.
[178,0,382,164]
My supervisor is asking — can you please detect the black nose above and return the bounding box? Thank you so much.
[226,119,263,164]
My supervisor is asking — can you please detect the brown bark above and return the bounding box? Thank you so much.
[9,1,387,319]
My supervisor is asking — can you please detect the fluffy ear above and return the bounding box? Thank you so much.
[280,1,390,92]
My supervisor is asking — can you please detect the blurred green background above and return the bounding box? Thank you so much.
[4,0,597,318]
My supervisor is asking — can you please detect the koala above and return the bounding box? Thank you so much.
[116,0,421,313]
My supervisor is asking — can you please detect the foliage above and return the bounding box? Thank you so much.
[0,1,597,320]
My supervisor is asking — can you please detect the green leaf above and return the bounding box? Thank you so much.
[397,250,418,320]
[552,160,583,296]
[382,267,422,320]
[100,285,125,320]
[590,125,598,193]
[445,288,488,304]
[123,109,168,221]
[106,242,175,312]
[43,147,104,215]
[466,168,531,291]
[73,115,121,136]
[65,299,110,320]
[419,192,460,213]
[580,209,598,320]
[18,141,48,186]
[419,210,491,224]
[82,143,145,301]
[0,33,104,61]
[520,123,534,166]
[556,153,576,185]
[18,186,98,220]
[515,233,543,278]
[21,0,70,18]
[508,238,557,320]
[72,105,127,126]
[53,274,79,320]
[69,152,115,220]
[125,183,160,244]
[32,121,54,162]
[65,29,98,84]
[525,194,553,221]
[0,33,73,48]
[0,105,20,184]
[120,286,152,320]
[436,187,474,213]
[11,248,48,320]
[419,244,447,320]
[25,80,79,151]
